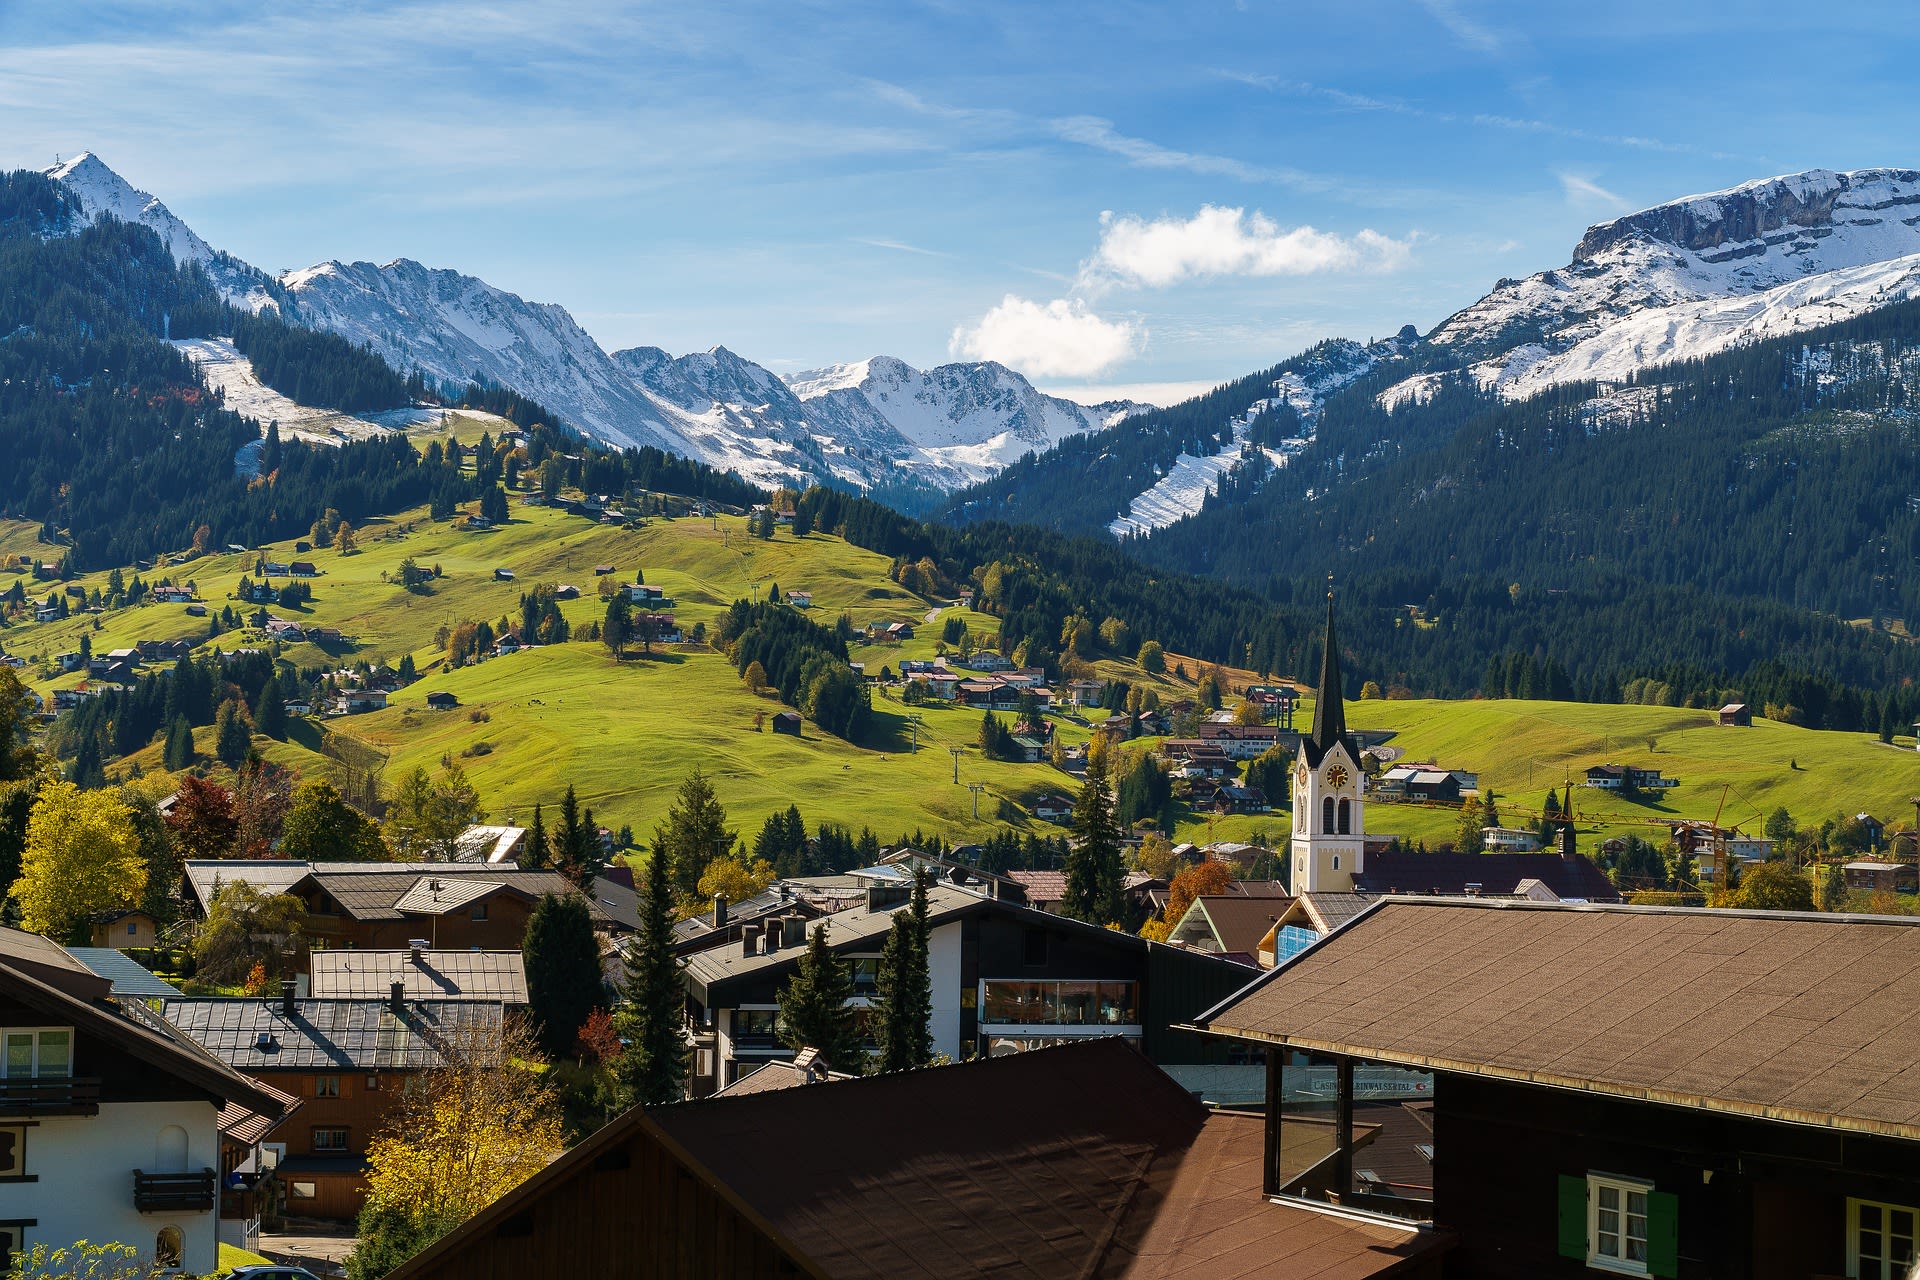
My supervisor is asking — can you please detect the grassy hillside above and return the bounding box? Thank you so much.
[1341,697,1920,850]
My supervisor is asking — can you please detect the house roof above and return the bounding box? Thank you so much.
[1289,892,1379,934]
[162,997,506,1072]
[306,868,611,925]
[309,950,530,1003]
[1171,896,1291,959]
[453,825,527,864]
[710,1059,853,1098]
[0,930,285,1120]
[184,859,507,910]
[65,947,183,998]
[391,877,505,914]
[219,1076,301,1148]
[1006,870,1066,902]
[1353,851,1620,902]
[1197,898,1920,1144]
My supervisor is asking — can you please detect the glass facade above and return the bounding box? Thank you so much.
[732,1009,780,1048]
[979,981,1138,1027]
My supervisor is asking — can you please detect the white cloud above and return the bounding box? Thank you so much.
[950,295,1140,379]
[1086,205,1414,289]
[1558,172,1630,211]
[1048,116,1330,191]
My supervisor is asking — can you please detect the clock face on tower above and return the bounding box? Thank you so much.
[1325,764,1349,789]
[1295,763,1309,789]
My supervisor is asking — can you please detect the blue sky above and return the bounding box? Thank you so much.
[5,1,1918,403]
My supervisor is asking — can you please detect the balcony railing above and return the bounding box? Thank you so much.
[134,1169,218,1213]
[0,1076,101,1117]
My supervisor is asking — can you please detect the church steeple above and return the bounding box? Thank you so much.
[1308,586,1347,761]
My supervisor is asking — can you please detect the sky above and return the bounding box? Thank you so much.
[4,1,1919,405]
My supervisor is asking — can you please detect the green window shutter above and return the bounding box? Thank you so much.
[1557,1174,1588,1260]
[1647,1190,1680,1278]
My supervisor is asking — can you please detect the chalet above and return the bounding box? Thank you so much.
[333,689,388,715]
[182,860,638,952]
[623,583,672,607]
[62,583,84,599]
[1066,678,1107,707]
[551,584,580,600]
[1842,859,1917,893]
[0,927,289,1272]
[1002,869,1164,920]
[493,568,515,581]
[294,541,312,553]
[33,601,59,622]
[424,691,459,710]
[151,585,195,603]
[462,515,494,531]
[1717,702,1751,727]
[87,909,161,949]
[897,659,941,676]
[1166,894,1291,963]
[32,562,58,580]
[282,700,313,718]
[592,564,615,576]
[637,612,682,643]
[135,639,192,662]
[381,1038,1450,1280]
[56,652,83,673]
[1197,721,1282,760]
[1195,899,1920,1279]
[1032,793,1075,822]
[1377,765,1465,804]
[185,604,207,617]
[308,948,529,1005]
[962,650,1012,671]
[1206,782,1271,815]
[1482,826,1543,853]
[165,987,504,1219]
[238,581,277,604]
[1584,763,1678,791]
[786,590,812,608]
[287,561,319,578]
[876,621,915,642]
[770,711,802,736]
[1009,734,1046,762]
[264,619,306,642]
[683,881,1249,1097]
[492,635,521,656]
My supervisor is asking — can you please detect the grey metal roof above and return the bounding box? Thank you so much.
[685,885,987,996]
[309,951,530,1003]
[393,877,505,914]
[65,948,183,998]
[162,997,506,1072]
[184,860,506,911]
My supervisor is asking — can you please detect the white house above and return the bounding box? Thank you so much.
[0,928,288,1273]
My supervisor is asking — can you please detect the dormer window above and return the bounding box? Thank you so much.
[2,1029,71,1079]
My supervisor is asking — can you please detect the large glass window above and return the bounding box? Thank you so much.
[979,981,1137,1026]
[1271,1053,1437,1224]
[1850,1198,1919,1280]
[849,957,880,995]
[732,1009,780,1047]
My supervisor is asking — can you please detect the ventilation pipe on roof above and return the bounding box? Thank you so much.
[279,979,296,1020]
[741,924,761,959]
[389,981,405,1017]
[712,893,728,929]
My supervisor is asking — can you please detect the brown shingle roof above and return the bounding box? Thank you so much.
[1179,896,1293,958]
[1199,899,1920,1142]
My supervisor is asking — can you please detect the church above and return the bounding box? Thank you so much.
[1291,594,1368,893]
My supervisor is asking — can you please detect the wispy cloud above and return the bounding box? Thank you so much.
[1048,115,1329,191]
[1085,206,1415,290]
[1410,0,1507,55]
[950,295,1141,378]
[1557,172,1630,211]
[854,237,949,258]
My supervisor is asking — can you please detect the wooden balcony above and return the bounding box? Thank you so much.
[0,1076,101,1117]
[134,1168,218,1213]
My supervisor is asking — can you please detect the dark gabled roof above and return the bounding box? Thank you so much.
[1354,850,1620,902]
[0,934,285,1120]
[307,868,616,924]
[162,997,505,1072]
[1197,898,1920,1144]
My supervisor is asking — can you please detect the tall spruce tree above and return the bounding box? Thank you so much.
[1063,753,1125,924]
[652,769,736,903]
[522,893,604,1060]
[614,848,687,1107]
[777,924,864,1075]
[551,785,604,890]
[873,870,934,1072]
[162,716,194,771]
[213,698,252,771]
[523,802,549,870]
[253,673,287,741]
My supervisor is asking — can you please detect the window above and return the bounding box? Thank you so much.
[314,1075,341,1098]
[1337,798,1351,835]
[1849,1198,1918,1280]
[1558,1173,1675,1277]
[1321,796,1335,834]
[732,1009,779,1047]
[0,1222,30,1268]
[471,902,489,921]
[1023,928,1049,966]
[311,1127,349,1152]
[0,1127,27,1179]
[1332,855,1341,871]
[980,981,1137,1026]
[155,1227,182,1270]
[1,1030,70,1079]
[849,957,880,995]
[289,1181,316,1200]
[127,922,137,936]
[364,1075,380,1092]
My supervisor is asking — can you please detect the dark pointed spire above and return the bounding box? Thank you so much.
[1311,580,1347,756]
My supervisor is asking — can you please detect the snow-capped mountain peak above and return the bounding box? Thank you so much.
[46,151,217,267]
[1380,165,1920,410]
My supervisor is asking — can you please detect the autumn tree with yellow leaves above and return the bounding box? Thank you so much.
[16,780,145,943]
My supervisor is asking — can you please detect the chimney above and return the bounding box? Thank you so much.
[409,941,423,965]
[388,981,405,1016]
[712,893,729,929]
[765,920,781,953]
[741,924,761,958]
[278,979,296,1019]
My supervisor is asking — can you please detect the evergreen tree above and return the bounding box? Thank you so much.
[214,698,252,771]
[523,893,605,1060]
[613,847,687,1107]
[524,802,549,870]
[652,769,736,903]
[1064,753,1124,924]
[162,715,194,771]
[551,785,604,890]
[253,673,287,741]
[777,925,864,1075]
[873,870,934,1073]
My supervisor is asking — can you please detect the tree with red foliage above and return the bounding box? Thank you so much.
[1164,859,1234,928]
[164,775,238,861]
[574,1008,621,1064]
